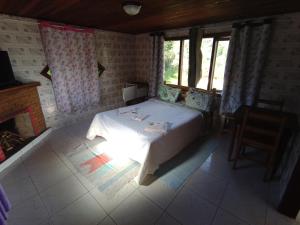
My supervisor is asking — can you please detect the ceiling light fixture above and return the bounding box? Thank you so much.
[122,1,142,16]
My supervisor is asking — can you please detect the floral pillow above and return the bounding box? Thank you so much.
[158,85,181,103]
[185,88,215,112]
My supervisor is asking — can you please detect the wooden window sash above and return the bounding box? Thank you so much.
[207,38,218,90]
[178,40,184,85]
[206,35,230,90]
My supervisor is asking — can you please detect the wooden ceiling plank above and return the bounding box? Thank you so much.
[0,0,300,33]
[47,0,83,16]
[19,0,41,16]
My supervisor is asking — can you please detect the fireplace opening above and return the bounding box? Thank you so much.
[0,110,36,163]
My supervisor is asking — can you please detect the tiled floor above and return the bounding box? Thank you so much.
[1,120,299,225]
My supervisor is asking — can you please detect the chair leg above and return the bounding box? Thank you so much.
[222,117,228,132]
[228,125,237,161]
[264,151,276,181]
[232,142,242,169]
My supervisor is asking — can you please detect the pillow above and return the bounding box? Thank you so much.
[158,85,181,103]
[185,88,214,112]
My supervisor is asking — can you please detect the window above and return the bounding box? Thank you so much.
[197,34,230,90]
[163,33,230,91]
[163,38,189,86]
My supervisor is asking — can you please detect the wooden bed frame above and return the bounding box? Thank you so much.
[165,83,220,128]
[165,83,219,100]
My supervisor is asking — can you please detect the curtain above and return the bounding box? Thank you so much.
[188,28,203,87]
[39,23,100,113]
[149,34,164,97]
[220,22,272,113]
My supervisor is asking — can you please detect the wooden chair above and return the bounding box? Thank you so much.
[221,112,235,133]
[228,99,284,161]
[232,107,287,181]
[255,98,284,111]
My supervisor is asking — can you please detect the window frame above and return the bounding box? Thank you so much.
[164,36,189,86]
[204,32,230,91]
[164,32,230,90]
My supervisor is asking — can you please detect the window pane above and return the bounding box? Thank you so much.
[164,40,180,85]
[197,38,213,89]
[181,40,189,86]
[212,40,229,90]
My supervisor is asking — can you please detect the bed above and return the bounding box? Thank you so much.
[87,91,213,184]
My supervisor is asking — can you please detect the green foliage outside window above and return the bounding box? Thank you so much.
[164,41,179,84]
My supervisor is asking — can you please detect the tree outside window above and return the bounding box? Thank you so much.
[164,39,189,86]
[163,33,230,91]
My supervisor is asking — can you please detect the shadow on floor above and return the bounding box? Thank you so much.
[143,133,220,189]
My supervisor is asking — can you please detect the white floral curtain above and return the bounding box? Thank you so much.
[39,23,100,113]
[220,21,272,113]
[149,34,164,97]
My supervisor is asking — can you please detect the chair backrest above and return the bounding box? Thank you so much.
[255,98,284,111]
[239,107,287,149]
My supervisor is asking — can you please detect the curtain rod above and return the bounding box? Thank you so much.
[0,16,37,25]
[0,16,92,31]
[150,16,273,35]
[149,31,165,36]
[39,21,94,33]
[197,23,232,30]
[0,16,95,33]
[149,23,232,37]
[232,18,272,28]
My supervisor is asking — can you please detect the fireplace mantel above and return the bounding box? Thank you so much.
[0,82,40,94]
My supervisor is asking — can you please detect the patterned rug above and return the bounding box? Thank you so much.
[66,142,140,198]
[66,135,217,198]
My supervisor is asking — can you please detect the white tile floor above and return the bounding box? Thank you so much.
[1,120,299,225]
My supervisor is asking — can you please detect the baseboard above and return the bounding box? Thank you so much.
[0,128,53,173]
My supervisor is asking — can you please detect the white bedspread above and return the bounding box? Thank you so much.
[86,99,205,184]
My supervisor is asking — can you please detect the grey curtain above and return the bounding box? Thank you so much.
[220,22,272,113]
[149,33,164,97]
[188,28,203,87]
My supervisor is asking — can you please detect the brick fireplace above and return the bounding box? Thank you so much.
[0,82,46,163]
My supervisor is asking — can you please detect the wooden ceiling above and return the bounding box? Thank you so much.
[0,0,300,34]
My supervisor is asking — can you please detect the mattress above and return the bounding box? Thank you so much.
[86,98,206,184]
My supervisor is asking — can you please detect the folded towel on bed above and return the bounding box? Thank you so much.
[144,122,168,133]
[118,107,137,114]
[119,107,147,122]
[120,111,147,122]
[131,113,147,122]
